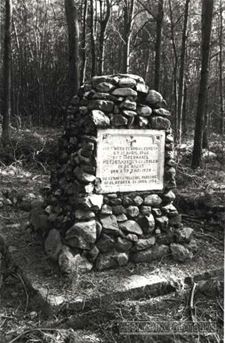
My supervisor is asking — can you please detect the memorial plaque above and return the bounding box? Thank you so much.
[96,129,165,193]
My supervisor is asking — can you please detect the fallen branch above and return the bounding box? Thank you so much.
[217,300,224,313]
[181,214,200,219]
[0,315,14,319]
[193,232,223,244]
[189,282,197,323]
[182,214,203,224]
[0,214,28,221]
[8,328,60,343]
[15,272,29,312]
[177,168,203,180]
[0,214,12,220]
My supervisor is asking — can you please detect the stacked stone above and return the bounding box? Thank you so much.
[33,74,195,274]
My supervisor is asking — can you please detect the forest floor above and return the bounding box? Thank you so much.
[0,128,224,343]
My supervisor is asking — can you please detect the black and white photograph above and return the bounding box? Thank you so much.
[0,0,224,342]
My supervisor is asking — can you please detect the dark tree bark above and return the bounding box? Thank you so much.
[202,116,209,149]
[154,0,163,91]
[192,0,214,169]
[182,83,187,135]
[80,0,88,84]
[2,0,12,144]
[177,0,190,145]
[202,86,209,149]
[99,0,111,75]
[64,0,80,97]
[90,0,96,76]
[122,0,135,73]
[168,0,178,134]
[219,0,224,135]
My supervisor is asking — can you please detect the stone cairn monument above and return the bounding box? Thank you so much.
[34,74,195,274]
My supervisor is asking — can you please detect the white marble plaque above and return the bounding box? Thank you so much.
[96,129,165,193]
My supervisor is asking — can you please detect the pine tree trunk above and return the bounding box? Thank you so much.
[154,0,163,91]
[168,0,178,137]
[122,0,135,74]
[2,0,12,144]
[80,0,88,84]
[202,87,209,149]
[99,0,110,75]
[177,0,190,145]
[64,0,80,97]
[90,0,96,77]
[202,115,209,149]
[122,33,131,73]
[182,83,187,135]
[219,0,224,135]
[192,0,214,169]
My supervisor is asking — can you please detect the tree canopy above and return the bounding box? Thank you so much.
[0,0,224,145]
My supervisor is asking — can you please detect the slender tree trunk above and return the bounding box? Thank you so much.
[12,17,21,119]
[2,0,12,144]
[192,0,214,169]
[182,83,187,135]
[80,0,88,84]
[122,3,129,73]
[99,0,110,75]
[144,49,150,81]
[219,0,224,135]
[168,0,178,137]
[177,0,190,145]
[118,41,123,73]
[173,67,178,133]
[202,86,209,149]
[122,0,135,73]
[64,0,80,97]
[122,32,131,73]
[90,0,96,76]
[202,116,209,149]
[154,0,163,91]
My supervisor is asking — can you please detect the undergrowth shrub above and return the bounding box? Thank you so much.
[0,128,61,170]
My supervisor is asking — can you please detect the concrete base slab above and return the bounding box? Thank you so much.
[0,219,223,316]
